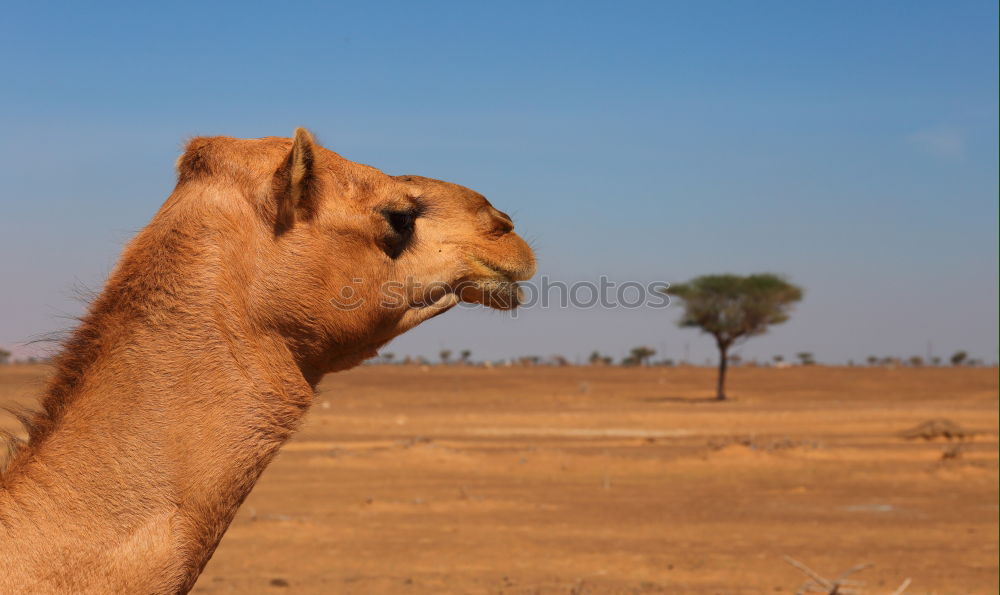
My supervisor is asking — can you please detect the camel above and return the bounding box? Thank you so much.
[0,129,535,594]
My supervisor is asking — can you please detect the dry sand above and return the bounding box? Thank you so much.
[1,365,997,593]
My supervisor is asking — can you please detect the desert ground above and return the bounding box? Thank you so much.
[0,364,996,594]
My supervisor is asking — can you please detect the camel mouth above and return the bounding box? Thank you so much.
[469,257,534,282]
[458,258,528,310]
[459,278,523,311]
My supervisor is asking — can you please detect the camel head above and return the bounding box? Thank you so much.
[170,128,535,378]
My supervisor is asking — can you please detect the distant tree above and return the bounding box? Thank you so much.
[796,352,815,366]
[634,346,656,366]
[729,354,742,367]
[662,359,676,367]
[0,348,10,365]
[439,350,452,365]
[950,350,967,366]
[930,356,942,366]
[622,346,656,367]
[866,355,879,367]
[550,355,569,367]
[380,352,395,364]
[588,351,617,365]
[460,349,472,364]
[665,274,802,400]
[908,356,923,367]
[773,355,784,364]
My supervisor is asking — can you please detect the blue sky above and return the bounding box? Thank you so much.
[1,1,997,364]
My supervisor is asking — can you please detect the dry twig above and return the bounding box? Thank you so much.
[783,556,911,595]
[889,577,912,595]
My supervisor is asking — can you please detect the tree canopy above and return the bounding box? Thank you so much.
[666,274,803,350]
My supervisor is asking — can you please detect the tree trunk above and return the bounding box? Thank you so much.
[716,341,729,401]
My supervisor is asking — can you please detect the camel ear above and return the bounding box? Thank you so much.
[274,127,318,231]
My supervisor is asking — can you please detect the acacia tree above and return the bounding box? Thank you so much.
[622,346,656,367]
[665,274,802,400]
[589,351,613,365]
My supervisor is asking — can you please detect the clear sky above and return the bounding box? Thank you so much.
[1,1,997,365]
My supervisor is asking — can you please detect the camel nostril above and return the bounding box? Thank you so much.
[488,207,514,234]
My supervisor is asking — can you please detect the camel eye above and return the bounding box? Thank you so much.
[385,210,416,237]
[381,209,418,258]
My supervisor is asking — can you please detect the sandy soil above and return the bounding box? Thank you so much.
[1,365,997,594]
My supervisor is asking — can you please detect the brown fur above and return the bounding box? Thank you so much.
[0,129,535,593]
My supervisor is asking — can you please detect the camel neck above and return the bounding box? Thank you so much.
[0,283,315,592]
